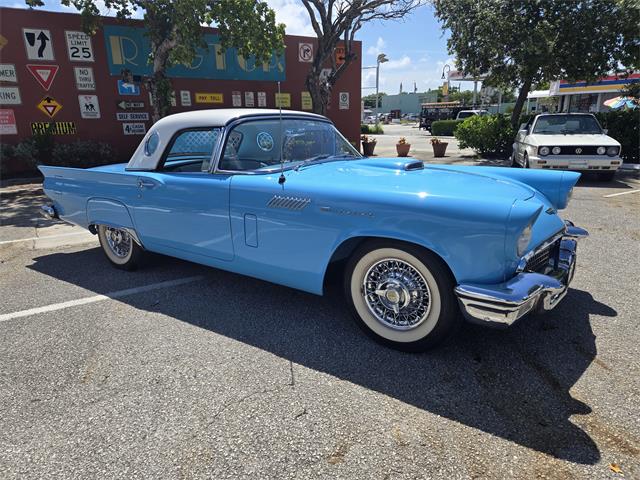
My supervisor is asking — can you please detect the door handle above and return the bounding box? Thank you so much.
[137,178,156,189]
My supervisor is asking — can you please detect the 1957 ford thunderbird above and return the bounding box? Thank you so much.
[40,109,588,351]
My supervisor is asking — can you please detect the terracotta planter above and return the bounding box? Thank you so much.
[396,143,411,157]
[432,142,448,158]
[362,141,376,156]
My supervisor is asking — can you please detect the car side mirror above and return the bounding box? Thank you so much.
[602,128,608,135]
[519,123,527,131]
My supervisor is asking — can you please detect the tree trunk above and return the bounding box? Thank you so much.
[149,39,174,123]
[305,63,330,115]
[511,77,533,127]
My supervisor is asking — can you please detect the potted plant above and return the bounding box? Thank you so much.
[396,137,411,157]
[431,137,448,157]
[361,135,377,156]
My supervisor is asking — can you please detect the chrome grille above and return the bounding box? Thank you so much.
[525,239,560,273]
[266,195,311,211]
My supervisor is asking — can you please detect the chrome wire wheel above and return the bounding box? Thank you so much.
[363,258,431,330]
[105,227,131,258]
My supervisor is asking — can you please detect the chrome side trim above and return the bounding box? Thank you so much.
[266,195,311,211]
[456,233,582,326]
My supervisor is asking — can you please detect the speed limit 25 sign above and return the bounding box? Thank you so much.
[65,31,94,62]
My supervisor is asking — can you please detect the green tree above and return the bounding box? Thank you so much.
[26,0,285,121]
[301,0,424,115]
[362,92,387,109]
[434,0,640,125]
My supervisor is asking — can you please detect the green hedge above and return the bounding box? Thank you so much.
[454,114,515,157]
[431,119,464,136]
[595,110,639,163]
[361,124,384,134]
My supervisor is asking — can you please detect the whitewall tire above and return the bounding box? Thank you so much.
[344,240,460,352]
[97,225,144,270]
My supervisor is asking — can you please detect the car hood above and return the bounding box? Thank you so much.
[293,157,536,203]
[527,133,620,146]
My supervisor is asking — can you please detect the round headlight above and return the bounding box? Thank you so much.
[552,146,561,155]
[539,146,550,156]
[607,146,619,156]
[597,146,606,155]
[517,224,533,257]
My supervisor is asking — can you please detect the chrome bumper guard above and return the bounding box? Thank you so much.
[455,223,588,326]
[40,204,58,220]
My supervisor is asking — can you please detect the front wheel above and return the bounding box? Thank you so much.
[97,225,145,270]
[344,241,460,352]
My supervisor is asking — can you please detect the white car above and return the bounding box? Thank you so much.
[456,109,489,120]
[511,113,622,180]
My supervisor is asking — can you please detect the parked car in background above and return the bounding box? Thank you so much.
[511,113,622,181]
[39,109,588,352]
[455,109,489,120]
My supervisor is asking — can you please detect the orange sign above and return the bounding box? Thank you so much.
[335,46,346,66]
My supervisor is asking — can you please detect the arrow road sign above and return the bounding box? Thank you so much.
[117,100,145,110]
[37,96,62,118]
[23,29,54,60]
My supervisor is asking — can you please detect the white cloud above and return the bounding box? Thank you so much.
[266,0,314,36]
[366,37,386,56]
[385,55,411,69]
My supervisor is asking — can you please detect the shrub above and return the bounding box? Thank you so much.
[595,110,639,163]
[431,119,464,136]
[360,124,384,134]
[48,140,116,168]
[454,114,516,157]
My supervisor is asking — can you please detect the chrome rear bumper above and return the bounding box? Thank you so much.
[455,226,587,327]
[40,204,58,220]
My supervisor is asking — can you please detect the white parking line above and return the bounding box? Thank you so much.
[603,189,640,198]
[0,276,203,323]
[0,231,91,245]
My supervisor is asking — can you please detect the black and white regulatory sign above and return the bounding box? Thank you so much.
[122,123,147,135]
[78,94,100,119]
[23,28,54,61]
[74,67,95,90]
[65,31,94,62]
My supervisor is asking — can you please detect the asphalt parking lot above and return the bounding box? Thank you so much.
[1,171,639,479]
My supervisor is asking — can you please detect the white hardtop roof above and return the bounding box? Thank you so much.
[127,109,328,170]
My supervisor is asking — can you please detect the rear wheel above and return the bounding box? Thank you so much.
[97,225,145,270]
[344,241,460,352]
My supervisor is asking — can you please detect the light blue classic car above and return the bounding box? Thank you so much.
[40,109,588,351]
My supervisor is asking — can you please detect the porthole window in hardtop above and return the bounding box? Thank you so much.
[144,131,160,156]
[219,119,360,172]
[163,128,220,172]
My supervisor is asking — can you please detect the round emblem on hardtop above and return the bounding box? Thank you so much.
[257,132,274,152]
[575,147,582,154]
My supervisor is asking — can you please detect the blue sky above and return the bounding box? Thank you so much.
[2,0,457,94]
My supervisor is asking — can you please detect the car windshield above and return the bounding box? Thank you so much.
[219,118,361,172]
[533,115,603,134]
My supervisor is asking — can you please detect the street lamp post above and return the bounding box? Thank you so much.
[375,53,388,128]
[441,64,451,101]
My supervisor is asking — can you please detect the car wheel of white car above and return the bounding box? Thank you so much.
[97,225,144,270]
[344,240,460,352]
[523,153,530,168]
[511,150,520,167]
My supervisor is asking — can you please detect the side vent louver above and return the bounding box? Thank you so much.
[405,161,424,171]
[267,195,311,211]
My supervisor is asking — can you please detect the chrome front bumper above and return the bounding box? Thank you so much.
[40,204,58,220]
[455,224,588,326]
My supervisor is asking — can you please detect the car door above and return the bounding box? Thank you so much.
[132,128,234,261]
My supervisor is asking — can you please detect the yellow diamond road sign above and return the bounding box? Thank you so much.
[37,96,62,118]
[0,34,7,51]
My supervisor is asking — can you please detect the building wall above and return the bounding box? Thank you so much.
[380,92,438,114]
[0,8,361,171]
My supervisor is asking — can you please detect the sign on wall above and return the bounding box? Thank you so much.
[65,31,94,62]
[37,96,62,118]
[0,64,17,83]
[117,80,140,95]
[122,123,146,135]
[0,87,22,105]
[298,43,313,62]
[339,92,349,110]
[0,35,8,52]
[31,122,76,135]
[117,100,145,110]
[23,28,54,61]
[116,112,149,121]
[301,92,312,111]
[74,67,96,90]
[275,93,290,108]
[26,64,59,91]
[244,92,255,107]
[257,91,266,107]
[335,46,346,66]
[103,25,285,81]
[180,90,191,106]
[78,94,100,119]
[232,91,242,107]
[0,109,17,135]
[195,93,223,104]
